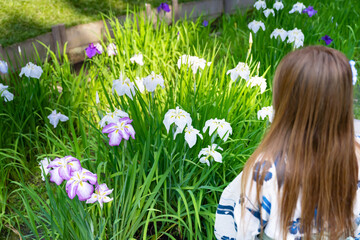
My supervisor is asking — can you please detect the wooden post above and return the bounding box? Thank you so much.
[172,0,179,22]
[51,24,66,56]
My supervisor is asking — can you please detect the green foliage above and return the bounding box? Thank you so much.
[0,0,359,238]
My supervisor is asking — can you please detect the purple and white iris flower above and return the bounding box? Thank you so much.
[47,110,69,128]
[0,60,8,74]
[226,62,250,81]
[157,3,171,13]
[47,156,82,185]
[321,35,333,45]
[94,43,103,54]
[203,118,232,141]
[102,117,136,146]
[302,6,317,17]
[85,43,102,59]
[350,60,358,85]
[273,1,284,11]
[19,62,43,79]
[0,83,14,102]
[248,20,265,34]
[65,168,97,201]
[86,183,113,208]
[198,144,223,166]
[107,43,118,56]
[99,108,129,128]
[289,2,306,14]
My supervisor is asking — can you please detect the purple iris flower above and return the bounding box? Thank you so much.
[102,117,136,146]
[321,35,333,45]
[47,156,82,185]
[157,3,171,13]
[86,183,113,208]
[302,6,317,17]
[202,20,209,27]
[85,43,101,59]
[65,168,98,201]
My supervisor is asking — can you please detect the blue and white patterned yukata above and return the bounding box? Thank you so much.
[215,137,360,240]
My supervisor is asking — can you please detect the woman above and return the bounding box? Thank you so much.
[215,46,360,239]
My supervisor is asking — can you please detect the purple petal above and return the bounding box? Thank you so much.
[47,157,62,169]
[119,117,132,124]
[68,158,82,172]
[125,125,136,139]
[203,20,209,27]
[108,131,123,146]
[162,3,171,12]
[86,194,98,204]
[76,182,94,201]
[58,166,72,180]
[83,170,98,185]
[49,168,64,185]
[66,180,78,199]
[102,123,117,133]
[85,43,97,59]
[157,5,162,13]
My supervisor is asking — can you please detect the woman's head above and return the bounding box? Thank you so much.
[241,46,358,239]
[272,46,354,141]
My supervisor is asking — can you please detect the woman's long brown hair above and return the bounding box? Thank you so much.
[241,45,359,239]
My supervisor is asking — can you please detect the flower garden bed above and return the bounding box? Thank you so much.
[0,0,359,239]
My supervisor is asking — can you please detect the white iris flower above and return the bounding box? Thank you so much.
[248,20,266,34]
[287,28,304,48]
[198,144,223,166]
[0,60,8,74]
[350,60,358,85]
[0,83,14,102]
[273,1,284,11]
[135,77,145,93]
[177,55,211,74]
[247,76,267,94]
[47,110,69,128]
[257,106,274,123]
[289,2,306,14]
[143,71,165,92]
[184,125,203,148]
[112,73,136,100]
[39,157,51,181]
[19,62,43,79]
[263,9,275,17]
[254,0,266,10]
[130,53,144,66]
[163,107,192,133]
[226,62,250,81]
[270,28,288,41]
[203,118,232,141]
